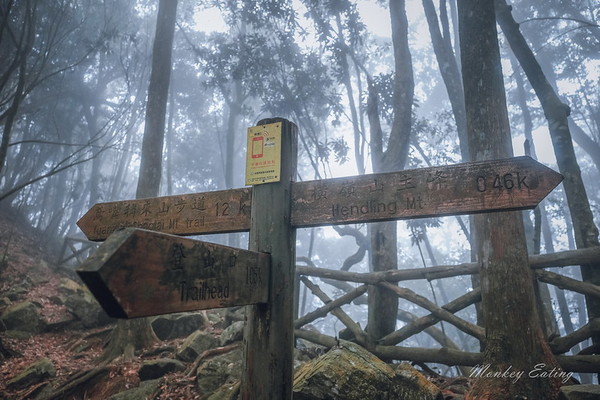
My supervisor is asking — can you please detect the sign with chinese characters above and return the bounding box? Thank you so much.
[77,188,251,241]
[77,228,270,318]
[290,156,563,227]
[78,156,563,241]
[245,121,282,185]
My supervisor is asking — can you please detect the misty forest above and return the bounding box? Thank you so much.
[0,0,599,399]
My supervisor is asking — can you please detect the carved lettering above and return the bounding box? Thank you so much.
[170,243,185,270]
[369,179,384,193]
[476,172,527,192]
[246,265,262,286]
[406,196,423,210]
[311,185,328,201]
[396,174,416,191]
[191,196,206,211]
[331,200,399,218]
[517,172,528,189]
[186,217,205,228]
[179,281,230,302]
[140,201,152,216]
[215,202,230,217]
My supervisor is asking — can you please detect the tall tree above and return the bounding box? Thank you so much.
[495,0,600,356]
[366,0,414,341]
[422,0,469,161]
[102,0,178,361]
[136,0,178,198]
[458,1,562,398]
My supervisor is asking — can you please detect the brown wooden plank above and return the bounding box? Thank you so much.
[76,228,270,318]
[291,156,563,227]
[77,187,251,241]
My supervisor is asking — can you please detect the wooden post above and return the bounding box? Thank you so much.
[241,118,297,400]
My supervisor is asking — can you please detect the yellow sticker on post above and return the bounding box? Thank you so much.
[245,122,282,185]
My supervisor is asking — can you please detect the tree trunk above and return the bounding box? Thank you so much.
[495,0,600,359]
[135,0,178,199]
[102,0,178,362]
[0,0,35,176]
[458,1,562,398]
[366,0,414,342]
[422,0,469,161]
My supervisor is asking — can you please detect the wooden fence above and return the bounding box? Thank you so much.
[57,236,98,269]
[294,246,600,374]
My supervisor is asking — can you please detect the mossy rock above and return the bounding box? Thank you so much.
[0,301,46,333]
[293,341,442,400]
[7,357,55,390]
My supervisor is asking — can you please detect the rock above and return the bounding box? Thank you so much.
[392,363,444,400]
[293,341,443,400]
[196,347,242,393]
[108,378,163,400]
[152,312,208,340]
[59,278,112,328]
[220,320,244,346]
[176,330,219,362]
[6,287,28,301]
[0,296,12,307]
[6,357,56,390]
[0,301,46,333]
[29,260,51,285]
[559,384,600,400]
[138,358,185,381]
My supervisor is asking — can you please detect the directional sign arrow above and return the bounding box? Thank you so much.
[77,188,251,241]
[291,156,563,227]
[78,156,562,241]
[76,228,270,318]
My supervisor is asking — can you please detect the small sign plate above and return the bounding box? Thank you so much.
[245,122,282,185]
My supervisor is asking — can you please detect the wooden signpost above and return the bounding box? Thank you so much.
[76,118,563,400]
[77,228,269,318]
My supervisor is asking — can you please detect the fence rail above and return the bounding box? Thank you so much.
[294,247,600,373]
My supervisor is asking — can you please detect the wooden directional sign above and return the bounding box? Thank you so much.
[76,228,270,318]
[291,156,563,227]
[77,188,251,241]
[78,156,562,241]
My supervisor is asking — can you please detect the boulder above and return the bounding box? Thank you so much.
[151,312,208,340]
[0,301,46,333]
[59,278,111,328]
[138,358,185,381]
[196,347,242,393]
[559,384,600,400]
[6,357,56,390]
[220,320,244,346]
[392,363,445,400]
[29,260,51,285]
[176,330,219,362]
[293,341,443,400]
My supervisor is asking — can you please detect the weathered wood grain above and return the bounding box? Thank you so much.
[241,118,297,400]
[78,156,562,240]
[291,156,562,227]
[77,188,251,241]
[76,228,269,318]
